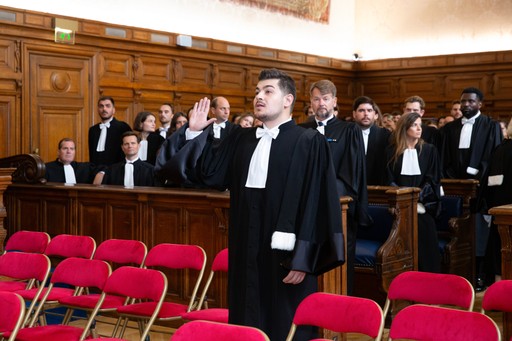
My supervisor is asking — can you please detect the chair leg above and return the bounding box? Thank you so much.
[62,307,74,325]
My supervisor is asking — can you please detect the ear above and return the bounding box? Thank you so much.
[283,93,294,109]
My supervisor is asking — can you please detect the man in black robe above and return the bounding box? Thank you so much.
[88,96,132,166]
[299,80,370,295]
[351,96,391,186]
[210,96,234,140]
[438,87,502,289]
[45,138,103,184]
[403,95,439,146]
[102,131,155,187]
[155,69,343,341]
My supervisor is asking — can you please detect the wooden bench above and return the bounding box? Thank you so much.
[438,179,478,285]
[354,186,419,306]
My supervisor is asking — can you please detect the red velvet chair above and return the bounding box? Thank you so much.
[286,292,384,341]
[482,279,512,337]
[60,239,148,334]
[0,252,51,322]
[383,270,475,320]
[4,230,50,254]
[92,238,147,268]
[181,248,228,323]
[5,266,167,341]
[44,234,96,261]
[173,320,270,341]
[0,252,51,293]
[115,243,206,338]
[16,257,111,327]
[389,304,501,341]
[0,292,26,341]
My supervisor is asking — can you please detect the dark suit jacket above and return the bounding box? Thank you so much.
[88,118,132,166]
[366,125,391,185]
[103,159,155,186]
[45,160,101,184]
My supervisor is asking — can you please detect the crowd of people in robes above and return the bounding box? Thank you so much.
[42,65,512,339]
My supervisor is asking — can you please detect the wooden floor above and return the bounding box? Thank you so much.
[70,291,502,340]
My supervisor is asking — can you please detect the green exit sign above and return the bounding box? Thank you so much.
[54,28,75,44]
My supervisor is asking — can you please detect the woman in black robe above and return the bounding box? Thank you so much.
[385,112,442,273]
[133,111,165,165]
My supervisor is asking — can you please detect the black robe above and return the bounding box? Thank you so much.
[439,115,502,211]
[45,160,101,184]
[103,159,155,187]
[88,118,132,166]
[156,121,343,341]
[385,143,442,273]
[421,123,439,146]
[141,132,165,165]
[300,118,371,295]
[365,125,391,185]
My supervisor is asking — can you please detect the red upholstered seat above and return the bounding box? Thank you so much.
[181,248,229,323]
[92,239,147,267]
[114,243,206,339]
[383,270,475,320]
[0,292,25,341]
[18,257,111,327]
[389,304,500,341]
[4,325,84,341]
[172,320,269,341]
[286,292,384,341]
[4,230,50,254]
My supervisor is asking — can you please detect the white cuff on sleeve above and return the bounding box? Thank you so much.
[466,167,479,176]
[488,174,504,187]
[185,128,203,140]
[271,231,296,251]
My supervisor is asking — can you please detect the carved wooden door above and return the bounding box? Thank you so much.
[24,48,92,162]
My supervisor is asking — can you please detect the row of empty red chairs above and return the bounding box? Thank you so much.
[2,231,511,340]
[0,231,231,340]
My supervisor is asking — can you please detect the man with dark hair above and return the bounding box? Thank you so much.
[352,95,391,185]
[102,131,155,187]
[439,87,502,290]
[45,138,104,184]
[403,95,438,144]
[158,103,174,138]
[156,69,343,340]
[88,96,132,166]
[299,80,371,296]
[451,100,463,119]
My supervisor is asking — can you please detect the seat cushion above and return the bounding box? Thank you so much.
[117,301,187,319]
[181,308,229,323]
[4,325,83,341]
[0,280,27,292]
[59,293,125,310]
[355,239,380,267]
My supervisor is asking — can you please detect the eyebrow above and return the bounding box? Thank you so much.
[256,85,276,92]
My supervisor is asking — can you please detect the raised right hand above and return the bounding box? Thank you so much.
[188,97,216,131]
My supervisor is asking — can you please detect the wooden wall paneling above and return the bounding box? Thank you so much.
[146,202,183,247]
[26,48,91,161]
[137,55,173,88]
[10,195,41,233]
[0,95,17,158]
[98,51,133,86]
[178,59,214,91]
[107,196,140,241]
[444,74,488,100]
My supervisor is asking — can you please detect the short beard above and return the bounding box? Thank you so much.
[315,108,332,121]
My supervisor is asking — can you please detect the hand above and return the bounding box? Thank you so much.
[92,172,105,185]
[188,97,216,131]
[283,270,306,284]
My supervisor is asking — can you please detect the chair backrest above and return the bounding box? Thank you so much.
[50,257,111,289]
[93,238,147,267]
[286,292,384,341]
[482,280,512,313]
[196,248,228,310]
[103,266,167,302]
[383,270,475,318]
[0,292,25,341]
[0,252,51,283]
[144,243,207,311]
[172,320,270,341]
[389,305,501,341]
[44,234,96,259]
[4,230,50,254]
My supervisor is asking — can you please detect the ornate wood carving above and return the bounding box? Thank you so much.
[0,154,45,183]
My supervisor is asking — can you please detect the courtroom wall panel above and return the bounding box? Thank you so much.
[0,6,512,160]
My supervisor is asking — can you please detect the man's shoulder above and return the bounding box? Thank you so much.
[111,118,132,129]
